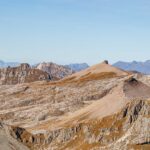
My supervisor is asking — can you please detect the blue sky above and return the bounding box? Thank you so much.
[0,0,150,65]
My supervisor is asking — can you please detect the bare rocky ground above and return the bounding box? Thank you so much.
[0,61,150,150]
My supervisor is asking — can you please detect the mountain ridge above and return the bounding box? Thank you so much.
[36,62,74,80]
[0,60,150,149]
[65,63,89,71]
[0,60,20,68]
[114,60,150,74]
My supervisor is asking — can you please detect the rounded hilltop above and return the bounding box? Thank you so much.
[61,60,129,83]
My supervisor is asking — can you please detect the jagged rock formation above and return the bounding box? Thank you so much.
[0,63,50,85]
[0,61,149,150]
[36,62,74,80]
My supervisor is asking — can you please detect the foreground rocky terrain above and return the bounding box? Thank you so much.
[0,61,149,150]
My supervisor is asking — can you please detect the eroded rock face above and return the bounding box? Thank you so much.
[7,100,150,150]
[36,62,74,80]
[0,122,29,150]
[0,63,50,85]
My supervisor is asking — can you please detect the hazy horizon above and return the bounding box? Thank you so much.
[1,59,150,66]
[1,0,150,65]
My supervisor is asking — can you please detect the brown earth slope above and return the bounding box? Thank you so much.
[60,60,129,84]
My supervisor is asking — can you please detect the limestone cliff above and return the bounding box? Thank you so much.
[0,63,50,85]
[36,62,74,80]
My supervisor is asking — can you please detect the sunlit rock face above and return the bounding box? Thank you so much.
[0,63,50,85]
[36,62,74,80]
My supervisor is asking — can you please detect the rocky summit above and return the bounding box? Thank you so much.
[0,63,50,85]
[0,61,150,150]
[36,62,74,80]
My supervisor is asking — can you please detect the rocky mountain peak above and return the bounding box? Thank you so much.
[20,63,31,70]
[36,62,74,80]
[0,64,50,85]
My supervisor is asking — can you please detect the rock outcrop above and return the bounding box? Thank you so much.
[0,122,29,150]
[0,63,50,85]
[36,62,74,80]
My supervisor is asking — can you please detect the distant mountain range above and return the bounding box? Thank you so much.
[65,63,89,72]
[0,60,89,72]
[2,59,150,74]
[0,60,20,68]
[113,60,150,74]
